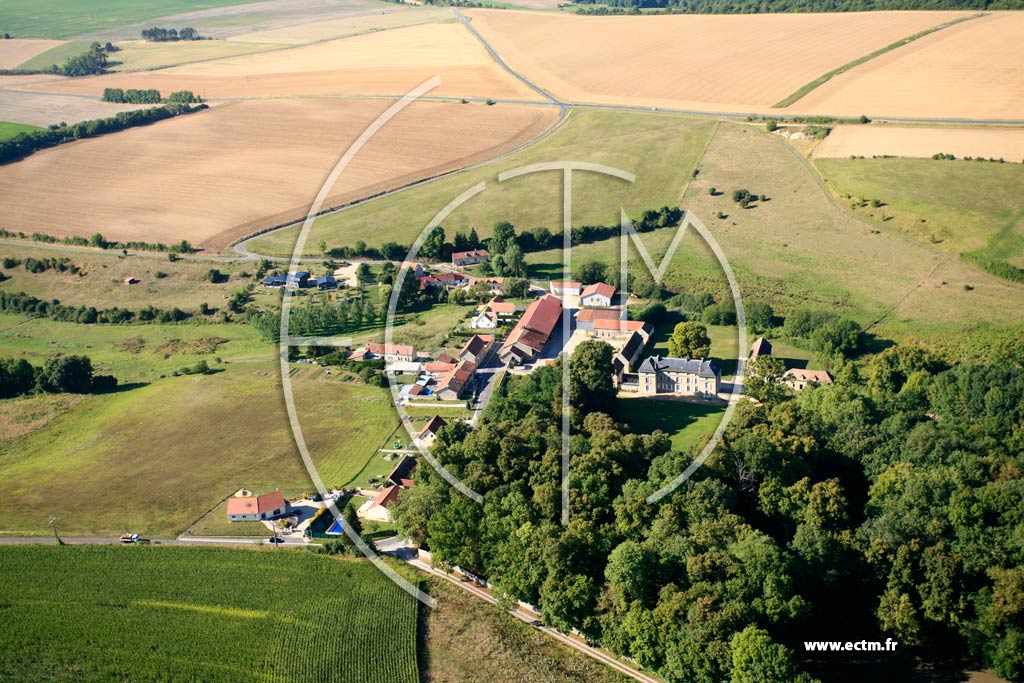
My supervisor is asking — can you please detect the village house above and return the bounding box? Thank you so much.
[358,485,400,522]
[459,334,493,365]
[416,415,448,447]
[262,275,287,287]
[575,307,624,331]
[386,454,417,488]
[452,249,490,267]
[435,359,477,400]
[226,490,289,522]
[636,355,720,398]
[286,271,310,290]
[470,296,521,329]
[470,309,498,329]
[498,295,563,366]
[349,343,416,362]
[590,318,652,341]
[549,281,582,297]
[419,271,469,291]
[315,275,337,290]
[783,368,833,391]
[580,282,616,307]
[749,337,773,360]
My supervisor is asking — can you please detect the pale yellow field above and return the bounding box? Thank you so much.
[0,90,151,126]
[110,39,284,72]
[16,22,536,101]
[463,9,967,110]
[790,12,1024,120]
[227,7,454,44]
[0,99,557,249]
[0,38,64,69]
[812,124,1024,161]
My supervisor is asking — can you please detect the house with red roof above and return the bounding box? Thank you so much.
[580,282,616,307]
[226,490,289,522]
[549,281,582,297]
[452,249,490,267]
[358,485,401,522]
[498,295,563,366]
[416,415,448,447]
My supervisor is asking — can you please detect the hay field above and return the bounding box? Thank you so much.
[789,12,1024,120]
[0,98,556,249]
[109,39,283,72]
[15,22,536,100]
[813,125,1024,162]
[227,6,454,44]
[462,9,967,110]
[0,38,64,68]
[0,90,150,126]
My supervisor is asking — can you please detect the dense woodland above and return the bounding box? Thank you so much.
[395,337,1024,682]
[0,354,116,398]
[569,0,1023,12]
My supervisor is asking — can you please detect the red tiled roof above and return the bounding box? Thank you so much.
[550,281,581,289]
[366,343,415,357]
[418,415,448,438]
[425,362,456,373]
[592,318,648,332]
[226,491,286,516]
[577,308,623,323]
[783,369,833,384]
[370,485,400,509]
[581,282,615,300]
[436,353,458,364]
[522,295,562,335]
[460,335,490,358]
[452,249,490,260]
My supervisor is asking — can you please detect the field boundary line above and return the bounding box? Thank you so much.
[772,12,985,109]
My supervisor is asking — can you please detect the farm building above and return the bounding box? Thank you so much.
[636,356,720,398]
[749,337,772,360]
[424,361,456,374]
[498,295,563,366]
[262,275,287,287]
[575,307,623,331]
[358,485,400,523]
[549,281,582,297]
[349,343,416,362]
[592,318,652,340]
[419,272,469,291]
[387,454,417,488]
[286,271,310,290]
[315,275,337,290]
[226,490,289,522]
[580,282,615,307]
[452,249,490,267]
[783,368,833,391]
[436,359,477,400]
[459,334,493,365]
[416,415,448,447]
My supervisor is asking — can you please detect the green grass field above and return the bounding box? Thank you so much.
[245,110,718,257]
[0,0,256,38]
[15,39,91,69]
[615,395,726,453]
[816,157,1024,268]
[0,546,419,683]
[0,121,43,140]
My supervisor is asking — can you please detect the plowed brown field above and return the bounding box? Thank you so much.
[0,98,557,250]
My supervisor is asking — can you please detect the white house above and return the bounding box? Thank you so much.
[226,491,289,522]
[580,282,615,307]
[415,415,448,447]
[636,356,720,399]
[357,485,400,523]
[783,368,833,391]
[470,310,498,329]
[549,281,582,297]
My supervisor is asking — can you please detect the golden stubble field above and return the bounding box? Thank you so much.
[789,12,1024,120]
[463,9,967,111]
[0,38,64,69]
[13,22,537,101]
[0,98,557,249]
[812,124,1024,161]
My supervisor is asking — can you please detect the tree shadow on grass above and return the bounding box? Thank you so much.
[98,381,149,394]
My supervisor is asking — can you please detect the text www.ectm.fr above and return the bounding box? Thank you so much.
[804,639,898,652]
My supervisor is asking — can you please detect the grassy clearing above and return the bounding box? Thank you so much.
[421,576,630,683]
[0,546,419,683]
[815,157,1024,268]
[0,0,256,38]
[109,39,283,71]
[245,110,717,258]
[773,14,981,108]
[14,39,91,69]
[0,120,43,140]
[616,395,726,454]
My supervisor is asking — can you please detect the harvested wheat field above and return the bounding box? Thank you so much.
[0,90,151,126]
[813,125,1024,162]
[0,98,557,249]
[226,6,454,44]
[789,12,1024,121]
[15,22,536,101]
[109,39,284,72]
[463,9,967,111]
[0,39,64,69]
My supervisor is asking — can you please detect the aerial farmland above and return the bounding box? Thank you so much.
[0,0,1022,681]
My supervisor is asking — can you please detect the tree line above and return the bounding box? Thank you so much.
[0,354,117,398]
[2,256,81,276]
[394,336,1024,683]
[103,88,201,104]
[0,104,207,165]
[0,291,191,325]
[141,27,201,41]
